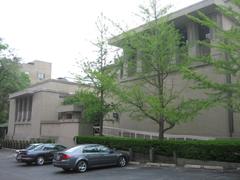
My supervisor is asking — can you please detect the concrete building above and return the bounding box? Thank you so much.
[6,79,93,147]
[104,0,240,140]
[21,60,52,85]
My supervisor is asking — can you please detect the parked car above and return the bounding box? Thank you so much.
[15,143,42,162]
[21,144,67,165]
[53,144,129,173]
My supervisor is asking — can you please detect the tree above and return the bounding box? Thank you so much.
[76,14,117,136]
[181,1,240,111]
[0,39,30,123]
[111,0,209,139]
[63,91,116,128]
[180,0,240,137]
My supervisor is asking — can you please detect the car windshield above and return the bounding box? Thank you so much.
[26,144,39,150]
[33,145,45,151]
[65,146,82,153]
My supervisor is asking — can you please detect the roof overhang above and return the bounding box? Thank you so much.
[109,0,226,47]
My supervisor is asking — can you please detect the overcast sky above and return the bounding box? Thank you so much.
[0,0,202,79]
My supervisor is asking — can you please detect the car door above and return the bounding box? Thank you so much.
[82,145,102,167]
[42,146,55,161]
[97,145,117,165]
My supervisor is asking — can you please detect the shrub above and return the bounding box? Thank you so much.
[75,136,240,163]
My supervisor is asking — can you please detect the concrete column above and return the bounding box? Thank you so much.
[18,98,22,121]
[187,21,199,56]
[21,98,25,122]
[25,96,29,121]
[15,99,19,122]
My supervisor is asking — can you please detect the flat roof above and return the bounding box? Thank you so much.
[109,0,227,47]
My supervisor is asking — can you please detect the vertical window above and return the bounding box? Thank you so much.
[198,25,210,56]
[126,48,137,77]
[37,72,45,80]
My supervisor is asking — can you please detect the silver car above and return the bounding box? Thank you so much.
[53,144,129,173]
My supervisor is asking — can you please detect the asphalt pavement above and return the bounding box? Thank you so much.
[0,148,239,180]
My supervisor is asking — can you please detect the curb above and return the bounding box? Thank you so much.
[203,165,223,170]
[2,148,16,152]
[145,162,176,168]
[184,164,202,169]
[129,161,141,165]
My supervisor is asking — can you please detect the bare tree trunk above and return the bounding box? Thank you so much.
[99,89,104,136]
[158,118,164,139]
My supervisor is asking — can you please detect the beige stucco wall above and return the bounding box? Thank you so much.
[104,53,232,139]
[21,60,52,85]
[7,80,93,146]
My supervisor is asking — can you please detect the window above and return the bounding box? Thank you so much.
[66,113,72,119]
[83,145,99,153]
[55,145,66,151]
[97,145,110,153]
[37,72,45,80]
[125,48,137,77]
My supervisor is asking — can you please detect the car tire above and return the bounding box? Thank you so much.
[76,160,88,173]
[118,156,127,167]
[36,156,45,166]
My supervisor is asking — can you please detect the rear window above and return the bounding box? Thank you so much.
[65,146,82,153]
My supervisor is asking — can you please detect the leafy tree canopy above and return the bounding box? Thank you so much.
[0,39,30,123]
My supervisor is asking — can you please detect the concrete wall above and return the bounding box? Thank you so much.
[103,10,239,139]
[40,121,93,147]
[21,60,52,85]
[7,79,94,146]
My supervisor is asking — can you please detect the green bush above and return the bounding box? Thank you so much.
[75,136,240,163]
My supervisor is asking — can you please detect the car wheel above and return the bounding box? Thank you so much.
[118,156,127,167]
[76,160,87,173]
[16,154,22,162]
[36,156,45,166]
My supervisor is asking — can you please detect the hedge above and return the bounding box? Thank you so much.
[75,136,240,163]
[0,139,55,149]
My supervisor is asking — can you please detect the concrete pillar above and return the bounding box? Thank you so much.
[25,96,29,121]
[7,99,16,139]
[187,21,199,56]
[18,98,22,122]
[15,99,19,122]
[21,98,25,122]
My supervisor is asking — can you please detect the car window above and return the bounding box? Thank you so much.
[65,146,82,153]
[34,145,44,151]
[97,145,110,153]
[43,147,55,151]
[55,145,66,151]
[82,145,99,153]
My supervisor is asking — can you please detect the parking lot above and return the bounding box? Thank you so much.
[0,148,240,180]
